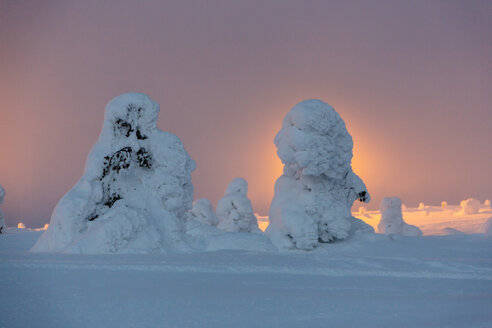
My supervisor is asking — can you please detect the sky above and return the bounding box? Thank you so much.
[0,0,491,228]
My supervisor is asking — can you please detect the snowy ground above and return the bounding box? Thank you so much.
[1,228,491,328]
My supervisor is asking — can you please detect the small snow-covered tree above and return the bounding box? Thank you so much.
[377,197,422,236]
[31,93,195,253]
[216,178,260,233]
[189,198,218,226]
[266,100,373,250]
[0,184,6,234]
[460,198,481,214]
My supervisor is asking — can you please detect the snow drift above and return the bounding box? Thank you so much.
[0,184,6,234]
[377,197,423,236]
[266,99,373,250]
[217,178,260,233]
[31,93,196,253]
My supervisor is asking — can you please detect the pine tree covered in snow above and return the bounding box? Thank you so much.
[0,184,6,234]
[189,198,218,226]
[377,197,423,236]
[217,178,260,233]
[31,93,195,253]
[266,100,373,250]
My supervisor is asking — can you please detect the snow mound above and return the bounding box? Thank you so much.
[189,198,218,226]
[217,178,260,233]
[31,93,196,253]
[0,184,6,234]
[378,197,423,237]
[267,100,373,250]
[460,198,481,214]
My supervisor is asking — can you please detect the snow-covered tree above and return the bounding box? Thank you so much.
[31,93,195,253]
[482,217,492,237]
[377,197,422,236]
[460,198,481,214]
[216,178,260,233]
[189,198,218,226]
[0,184,6,234]
[266,100,373,250]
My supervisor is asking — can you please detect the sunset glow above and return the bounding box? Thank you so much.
[1,2,491,327]
[0,1,490,230]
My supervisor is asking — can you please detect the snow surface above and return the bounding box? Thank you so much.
[31,93,196,254]
[267,100,372,250]
[1,228,491,328]
[377,197,423,236]
[216,178,260,233]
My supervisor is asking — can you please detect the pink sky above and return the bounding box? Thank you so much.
[0,0,491,227]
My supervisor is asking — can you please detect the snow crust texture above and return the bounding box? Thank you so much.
[267,100,373,250]
[377,197,423,236]
[0,184,6,233]
[31,93,196,253]
[216,178,260,233]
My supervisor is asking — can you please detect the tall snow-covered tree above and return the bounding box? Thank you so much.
[267,100,373,250]
[31,93,195,253]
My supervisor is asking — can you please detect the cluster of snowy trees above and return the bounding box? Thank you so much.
[28,92,455,253]
[31,93,265,253]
